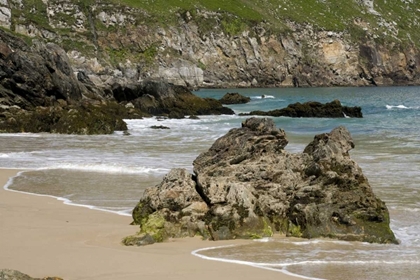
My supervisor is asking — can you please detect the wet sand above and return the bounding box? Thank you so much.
[0,169,301,280]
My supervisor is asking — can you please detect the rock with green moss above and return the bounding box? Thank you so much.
[128,118,397,245]
[0,101,130,134]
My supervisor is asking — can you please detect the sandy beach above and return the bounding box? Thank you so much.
[0,169,300,280]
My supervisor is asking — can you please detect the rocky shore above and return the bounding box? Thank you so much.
[126,118,397,245]
[0,29,233,134]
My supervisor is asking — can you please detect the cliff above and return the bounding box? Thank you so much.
[0,0,419,89]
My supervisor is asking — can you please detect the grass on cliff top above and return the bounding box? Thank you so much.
[110,0,420,44]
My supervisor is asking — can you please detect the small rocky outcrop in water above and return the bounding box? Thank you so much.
[219,93,251,104]
[0,269,62,280]
[112,81,235,118]
[126,118,397,245]
[240,100,363,118]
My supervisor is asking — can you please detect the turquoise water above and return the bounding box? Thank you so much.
[1,86,419,279]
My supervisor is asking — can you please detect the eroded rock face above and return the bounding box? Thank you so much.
[128,118,397,245]
[0,29,85,109]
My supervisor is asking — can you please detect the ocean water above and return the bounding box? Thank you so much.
[1,86,419,279]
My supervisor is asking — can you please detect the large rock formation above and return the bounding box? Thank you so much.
[241,100,363,118]
[127,118,397,245]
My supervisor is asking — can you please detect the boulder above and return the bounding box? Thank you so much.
[219,92,251,104]
[241,100,363,118]
[128,118,396,245]
[112,80,235,117]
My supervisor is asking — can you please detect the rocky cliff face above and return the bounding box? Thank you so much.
[1,0,419,89]
[0,28,232,134]
[127,118,397,245]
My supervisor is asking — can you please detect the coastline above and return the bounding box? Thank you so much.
[0,169,302,280]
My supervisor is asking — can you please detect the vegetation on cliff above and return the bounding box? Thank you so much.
[1,0,418,88]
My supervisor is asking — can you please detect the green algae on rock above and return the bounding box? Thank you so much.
[127,118,397,245]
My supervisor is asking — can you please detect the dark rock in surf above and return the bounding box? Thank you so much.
[219,92,251,104]
[150,125,170,129]
[127,118,396,245]
[112,80,235,117]
[240,100,362,118]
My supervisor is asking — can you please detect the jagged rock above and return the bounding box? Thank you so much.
[0,29,87,109]
[219,92,251,104]
[0,101,128,134]
[0,269,62,280]
[111,80,234,117]
[129,118,397,245]
[241,100,363,118]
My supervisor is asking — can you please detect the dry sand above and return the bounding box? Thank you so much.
[0,169,302,280]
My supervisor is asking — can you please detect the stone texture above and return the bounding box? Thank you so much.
[112,80,234,118]
[241,100,363,118]
[219,92,251,104]
[129,118,397,245]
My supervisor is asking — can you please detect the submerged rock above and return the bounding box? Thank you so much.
[219,92,251,104]
[128,118,397,245]
[241,100,363,118]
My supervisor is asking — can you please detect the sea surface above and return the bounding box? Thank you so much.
[1,86,419,280]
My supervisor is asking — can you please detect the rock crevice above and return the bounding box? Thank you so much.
[127,118,397,246]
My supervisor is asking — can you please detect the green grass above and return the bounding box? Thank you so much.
[9,0,420,61]
[103,0,419,46]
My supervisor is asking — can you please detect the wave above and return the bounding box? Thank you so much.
[386,105,419,110]
[252,95,277,99]
[38,163,169,175]
[192,243,420,280]
[191,245,322,280]
[0,151,42,158]
[0,133,41,137]
[3,171,131,216]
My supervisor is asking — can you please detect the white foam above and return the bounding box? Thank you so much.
[0,151,41,159]
[386,104,409,109]
[253,237,272,242]
[191,245,323,280]
[252,95,276,99]
[38,163,169,175]
[0,133,41,137]
[3,171,131,217]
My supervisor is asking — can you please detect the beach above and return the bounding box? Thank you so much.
[2,86,420,280]
[0,169,300,280]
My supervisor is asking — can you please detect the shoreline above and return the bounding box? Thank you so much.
[0,168,302,280]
